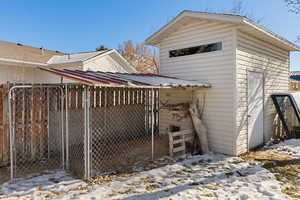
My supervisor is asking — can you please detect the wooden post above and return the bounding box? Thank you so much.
[189,101,210,154]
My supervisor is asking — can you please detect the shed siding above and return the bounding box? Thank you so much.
[159,20,236,155]
[235,31,290,155]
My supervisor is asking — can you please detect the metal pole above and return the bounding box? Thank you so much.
[8,88,14,180]
[87,86,91,179]
[65,85,69,170]
[47,88,50,160]
[151,88,154,160]
[61,88,65,170]
[84,86,91,179]
[84,86,87,179]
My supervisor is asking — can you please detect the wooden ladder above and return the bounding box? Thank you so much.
[168,129,194,157]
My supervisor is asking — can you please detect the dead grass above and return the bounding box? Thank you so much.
[243,149,300,199]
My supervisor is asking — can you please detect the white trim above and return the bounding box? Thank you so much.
[0,58,46,67]
[145,11,300,51]
[232,28,238,155]
[82,49,136,73]
[82,49,114,62]
[242,19,300,51]
[110,50,137,72]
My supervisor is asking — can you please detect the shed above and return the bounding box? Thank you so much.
[145,11,300,156]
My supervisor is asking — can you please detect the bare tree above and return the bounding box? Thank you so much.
[118,40,159,73]
[286,0,300,14]
[230,0,263,24]
[285,0,300,42]
[96,45,108,51]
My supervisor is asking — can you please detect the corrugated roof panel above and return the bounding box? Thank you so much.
[40,68,211,88]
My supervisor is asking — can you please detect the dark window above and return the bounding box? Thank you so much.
[169,42,222,58]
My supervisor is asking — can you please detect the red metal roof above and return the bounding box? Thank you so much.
[40,68,211,88]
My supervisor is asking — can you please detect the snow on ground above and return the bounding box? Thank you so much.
[0,139,299,200]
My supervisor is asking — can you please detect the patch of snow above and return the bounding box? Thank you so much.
[1,139,300,200]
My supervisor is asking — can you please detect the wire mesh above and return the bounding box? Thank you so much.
[66,85,86,178]
[9,86,64,179]
[90,87,159,176]
[5,84,166,181]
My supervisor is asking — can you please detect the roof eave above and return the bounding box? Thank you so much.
[0,58,47,67]
[47,60,83,66]
[145,11,300,51]
[242,18,300,51]
[145,10,243,46]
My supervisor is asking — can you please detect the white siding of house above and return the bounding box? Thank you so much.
[159,19,237,155]
[0,65,24,83]
[0,65,76,84]
[235,30,290,155]
[83,53,134,73]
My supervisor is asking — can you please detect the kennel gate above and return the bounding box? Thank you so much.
[8,85,64,180]
[65,85,160,179]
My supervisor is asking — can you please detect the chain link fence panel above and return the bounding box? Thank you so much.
[3,84,168,181]
[66,85,86,178]
[9,85,64,180]
[90,88,155,175]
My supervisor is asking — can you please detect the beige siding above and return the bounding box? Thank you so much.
[83,53,132,73]
[235,31,290,155]
[0,64,76,84]
[159,19,236,155]
[0,65,31,83]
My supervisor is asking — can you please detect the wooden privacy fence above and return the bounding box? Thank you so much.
[0,85,9,167]
[0,84,63,170]
[290,80,300,91]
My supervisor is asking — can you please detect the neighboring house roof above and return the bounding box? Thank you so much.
[145,11,300,51]
[47,49,136,73]
[0,40,136,73]
[47,50,110,64]
[40,68,211,88]
[0,40,64,64]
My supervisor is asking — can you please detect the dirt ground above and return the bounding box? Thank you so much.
[69,134,170,178]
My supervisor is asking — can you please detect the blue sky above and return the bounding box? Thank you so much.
[0,0,299,70]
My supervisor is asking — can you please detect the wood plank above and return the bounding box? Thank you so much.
[169,132,174,157]
[173,139,185,144]
[90,86,95,108]
[172,129,193,137]
[0,85,3,164]
[95,87,100,107]
[173,146,185,153]
[2,85,9,165]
